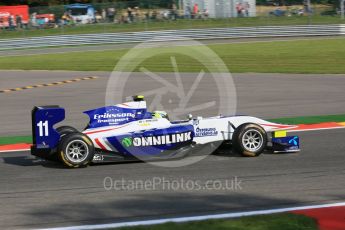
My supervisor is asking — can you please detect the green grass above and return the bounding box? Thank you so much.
[0,38,345,73]
[1,113,344,146]
[270,114,345,125]
[0,16,343,39]
[115,213,317,230]
[0,136,32,145]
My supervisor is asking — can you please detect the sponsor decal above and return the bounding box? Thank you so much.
[289,146,300,150]
[94,112,136,124]
[138,119,158,127]
[195,127,218,137]
[139,119,158,123]
[272,136,300,152]
[93,154,104,162]
[122,137,133,147]
[121,132,192,147]
[289,136,299,146]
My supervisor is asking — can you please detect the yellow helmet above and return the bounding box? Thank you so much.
[133,95,145,102]
[152,111,169,120]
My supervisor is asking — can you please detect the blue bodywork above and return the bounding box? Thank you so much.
[272,136,300,152]
[31,106,65,160]
[84,106,151,129]
[106,125,194,157]
[31,105,195,161]
[32,106,65,149]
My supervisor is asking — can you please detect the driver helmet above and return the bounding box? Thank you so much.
[152,111,169,120]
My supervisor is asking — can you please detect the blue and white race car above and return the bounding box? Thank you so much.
[31,96,300,168]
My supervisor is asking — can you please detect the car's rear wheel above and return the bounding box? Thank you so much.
[232,123,267,157]
[56,126,78,137]
[58,133,94,168]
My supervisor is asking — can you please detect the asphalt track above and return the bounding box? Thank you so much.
[0,71,345,229]
[1,130,345,229]
[1,71,345,136]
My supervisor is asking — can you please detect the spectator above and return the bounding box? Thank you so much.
[8,15,14,30]
[0,16,4,30]
[127,7,133,23]
[16,15,22,29]
[95,11,102,23]
[193,3,199,19]
[144,10,149,21]
[236,2,243,17]
[101,9,106,22]
[171,3,177,20]
[37,16,45,29]
[61,13,68,25]
[30,12,37,28]
[107,7,115,22]
[61,12,73,26]
[134,6,141,22]
[120,11,126,24]
[244,2,250,17]
[151,10,157,21]
[185,4,191,19]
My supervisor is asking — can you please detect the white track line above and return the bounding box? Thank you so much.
[39,202,345,230]
[0,148,30,153]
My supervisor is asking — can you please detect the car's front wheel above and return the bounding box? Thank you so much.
[58,133,94,168]
[232,123,267,157]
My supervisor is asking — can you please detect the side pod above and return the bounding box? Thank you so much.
[31,106,65,160]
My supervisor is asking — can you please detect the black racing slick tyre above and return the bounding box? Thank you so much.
[56,126,78,137]
[232,123,267,157]
[58,133,95,168]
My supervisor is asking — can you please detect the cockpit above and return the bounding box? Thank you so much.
[132,95,170,121]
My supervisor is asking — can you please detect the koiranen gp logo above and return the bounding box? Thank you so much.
[121,137,133,147]
[122,132,192,148]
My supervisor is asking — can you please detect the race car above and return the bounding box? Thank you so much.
[31,95,300,168]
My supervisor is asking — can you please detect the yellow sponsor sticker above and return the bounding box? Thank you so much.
[273,130,287,138]
[139,123,151,127]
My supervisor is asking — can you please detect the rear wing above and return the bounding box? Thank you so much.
[31,106,65,149]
